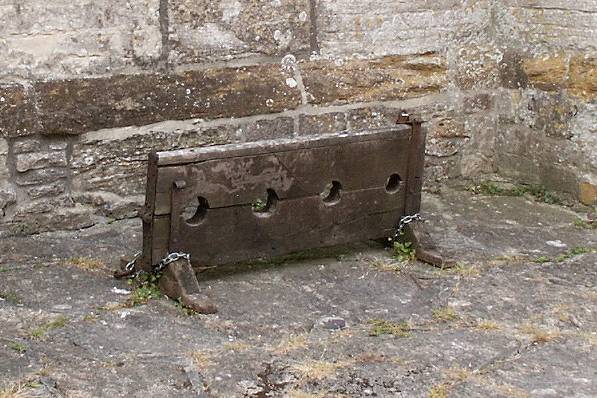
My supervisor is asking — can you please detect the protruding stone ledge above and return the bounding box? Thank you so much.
[300,53,448,106]
[34,64,302,136]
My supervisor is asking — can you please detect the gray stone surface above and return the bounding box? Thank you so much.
[1,190,595,397]
[169,0,312,63]
[0,0,162,79]
[0,0,595,235]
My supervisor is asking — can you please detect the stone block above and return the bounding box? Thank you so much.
[498,51,529,90]
[0,0,161,79]
[16,151,68,173]
[0,183,16,217]
[0,137,7,157]
[522,54,567,91]
[0,84,39,137]
[568,55,597,102]
[579,182,597,206]
[9,205,96,235]
[298,112,347,136]
[26,181,67,199]
[242,117,295,142]
[499,3,597,53]
[516,91,577,139]
[463,93,492,114]
[316,0,490,57]
[454,44,504,90]
[169,0,311,64]
[16,168,68,186]
[13,138,42,154]
[0,137,9,181]
[300,53,447,106]
[35,64,301,135]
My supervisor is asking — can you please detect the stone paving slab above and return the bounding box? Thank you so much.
[0,189,595,397]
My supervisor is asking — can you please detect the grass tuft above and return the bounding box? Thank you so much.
[274,334,308,355]
[447,263,480,277]
[574,218,596,230]
[7,341,28,354]
[432,306,458,322]
[28,316,69,341]
[189,351,211,369]
[368,319,411,338]
[125,274,162,307]
[519,324,561,343]
[476,320,499,331]
[0,381,30,398]
[428,383,448,398]
[291,360,347,381]
[63,257,105,272]
[223,341,250,351]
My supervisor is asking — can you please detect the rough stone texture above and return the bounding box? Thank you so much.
[15,151,67,173]
[301,53,448,105]
[497,0,597,54]
[1,190,596,396]
[35,65,301,136]
[568,54,597,102]
[0,84,38,138]
[579,182,597,206]
[169,0,311,64]
[316,0,491,58]
[0,0,162,79]
[0,137,16,217]
[69,116,295,218]
[0,0,595,232]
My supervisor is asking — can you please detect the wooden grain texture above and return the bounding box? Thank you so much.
[143,126,422,267]
[170,187,405,265]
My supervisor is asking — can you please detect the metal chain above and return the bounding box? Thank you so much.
[116,251,191,279]
[124,251,141,272]
[154,251,191,274]
[391,213,423,240]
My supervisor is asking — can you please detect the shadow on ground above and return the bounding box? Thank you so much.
[1,189,596,397]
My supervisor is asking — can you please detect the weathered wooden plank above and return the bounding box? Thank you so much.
[170,187,405,265]
[404,121,425,215]
[160,132,410,211]
[140,153,159,271]
[142,125,423,268]
[156,126,410,166]
[151,215,171,267]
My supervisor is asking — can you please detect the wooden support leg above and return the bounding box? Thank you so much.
[159,258,218,314]
[402,222,456,269]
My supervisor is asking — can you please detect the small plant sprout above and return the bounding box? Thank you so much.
[393,241,416,262]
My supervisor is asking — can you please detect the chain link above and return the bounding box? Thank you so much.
[391,213,423,241]
[154,251,191,274]
[117,251,191,279]
[124,251,141,272]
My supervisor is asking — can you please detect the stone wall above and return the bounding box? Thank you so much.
[491,0,597,205]
[0,0,595,234]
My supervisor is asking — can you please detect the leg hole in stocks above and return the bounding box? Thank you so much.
[321,181,342,205]
[183,196,210,225]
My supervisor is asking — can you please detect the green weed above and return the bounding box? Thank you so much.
[432,306,458,322]
[126,275,162,307]
[393,241,416,262]
[7,340,28,353]
[368,319,411,338]
[29,315,69,340]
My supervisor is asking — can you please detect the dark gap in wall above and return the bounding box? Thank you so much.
[309,0,320,55]
[158,0,171,71]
